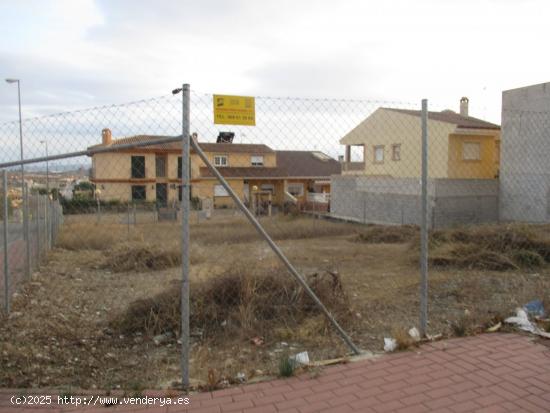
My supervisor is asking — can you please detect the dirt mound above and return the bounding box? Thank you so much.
[356,225,418,244]
[424,224,550,271]
[110,266,352,338]
[103,242,181,272]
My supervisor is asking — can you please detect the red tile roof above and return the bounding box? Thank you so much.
[89,135,273,153]
[199,151,341,179]
[385,108,500,130]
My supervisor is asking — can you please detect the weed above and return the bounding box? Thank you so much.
[278,354,295,378]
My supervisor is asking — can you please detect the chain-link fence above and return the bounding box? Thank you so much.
[1,171,63,312]
[1,85,549,391]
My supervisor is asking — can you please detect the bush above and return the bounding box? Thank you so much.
[110,265,353,338]
[60,198,156,215]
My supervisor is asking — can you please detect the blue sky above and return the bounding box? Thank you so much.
[1,0,549,125]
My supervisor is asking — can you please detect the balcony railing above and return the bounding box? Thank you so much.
[342,162,365,172]
[307,192,330,204]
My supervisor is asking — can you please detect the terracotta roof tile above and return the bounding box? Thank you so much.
[385,108,500,130]
[199,151,341,179]
[89,135,274,153]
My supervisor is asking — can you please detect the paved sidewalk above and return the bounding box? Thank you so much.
[1,333,550,412]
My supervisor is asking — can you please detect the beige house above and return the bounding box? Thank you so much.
[341,98,501,179]
[89,130,340,208]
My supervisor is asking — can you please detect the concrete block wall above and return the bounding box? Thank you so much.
[331,175,498,228]
[500,82,550,222]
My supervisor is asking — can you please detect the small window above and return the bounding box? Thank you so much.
[287,183,304,197]
[131,185,146,201]
[373,146,385,163]
[251,155,264,166]
[155,155,167,178]
[131,156,145,178]
[260,184,275,194]
[392,144,401,161]
[214,184,229,197]
[214,155,228,167]
[463,142,481,161]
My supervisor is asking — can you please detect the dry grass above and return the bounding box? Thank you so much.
[391,327,418,351]
[56,223,143,250]
[102,241,182,272]
[190,216,357,245]
[356,225,418,244]
[110,262,353,339]
[4,213,550,390]
[426,224,550,271]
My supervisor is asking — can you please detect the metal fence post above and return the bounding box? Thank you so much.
[127,202,130,236]
[181,83,191,390]
[44,196,48,251]
[24,183,31,279]
[420,98,429,337]
[36,194,41,264]
[2,170,10,314]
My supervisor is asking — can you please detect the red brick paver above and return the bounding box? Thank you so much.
[1,333,549,412]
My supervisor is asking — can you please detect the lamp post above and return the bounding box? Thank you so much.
[40,140,50,195]
[5,79,24,189]
[6,78,29,279]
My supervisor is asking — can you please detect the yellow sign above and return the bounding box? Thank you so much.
[213,94,256,126]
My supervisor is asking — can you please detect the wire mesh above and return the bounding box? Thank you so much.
[1,87,549,391]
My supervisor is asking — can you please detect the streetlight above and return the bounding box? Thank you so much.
[5,78,24,192]
[40,140,49,195]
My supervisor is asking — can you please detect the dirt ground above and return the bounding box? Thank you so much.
[1,212,549,391]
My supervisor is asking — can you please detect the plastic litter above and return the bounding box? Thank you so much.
[505,308,550,338]
[384,338,397,352]
[408,327,421,342]
[290,351,310,366]
[523,300,546,318]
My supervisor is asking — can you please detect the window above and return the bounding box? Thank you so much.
[131,156,145,178]
[178,157,182,178]
[214,155,228,166]
[155,155,167,178]
[214,184,229,197]
[131,185,146,201]
[392,144,401,161]
[373,146,385,163]
[287,183,304,197]
[260,184,275,194]
[463,142,481,161]
[251,155,264,166]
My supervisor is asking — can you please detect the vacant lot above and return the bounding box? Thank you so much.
[1,212,550,391]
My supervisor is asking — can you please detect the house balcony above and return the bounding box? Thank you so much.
[341,162,365,175]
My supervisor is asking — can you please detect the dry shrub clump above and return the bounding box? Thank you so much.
[102,241,181,272]
[417,224,550,271]
[111,265,353,339]
[356,225,418,244]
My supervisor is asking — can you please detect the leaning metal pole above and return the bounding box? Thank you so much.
[180,84,191,389]
[190,138,361,355]
[419,99,429,336]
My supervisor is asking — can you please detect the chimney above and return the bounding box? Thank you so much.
[101,128,112,145]
[460,97,469,117]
